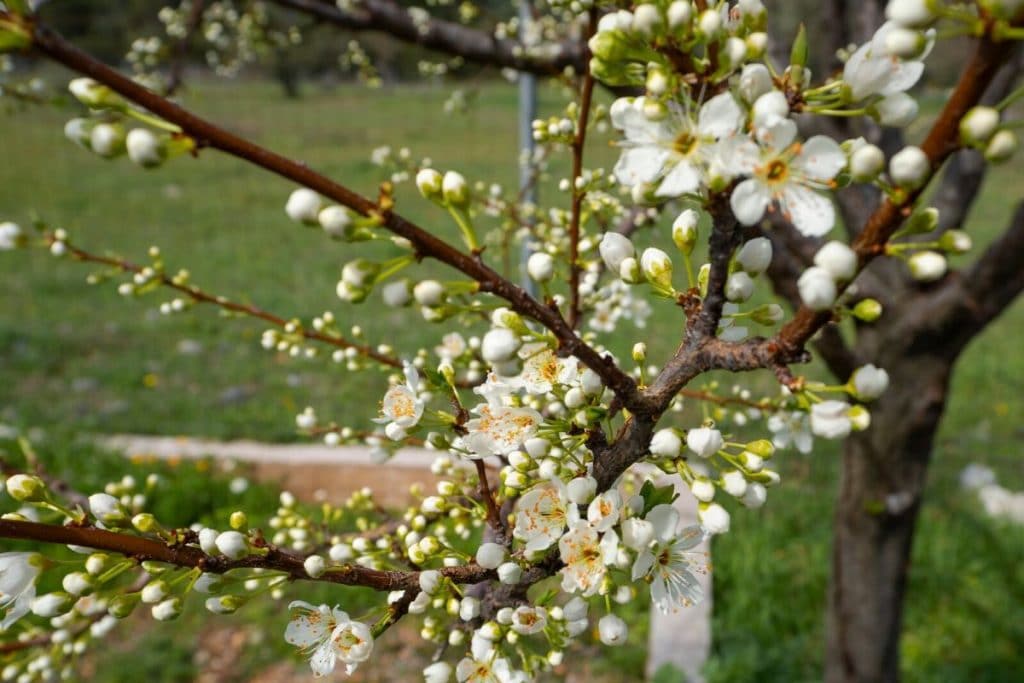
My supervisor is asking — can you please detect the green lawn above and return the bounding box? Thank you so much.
[1,77,1022,681]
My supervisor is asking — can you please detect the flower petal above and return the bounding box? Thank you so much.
[655,161,701,197]
[309,640,337,677]
[730,178,771,226]
[646,504,679,542]
[794,136,846,182]
[614,147,670,186]
[780,185,835,237]
[698,92,744,139]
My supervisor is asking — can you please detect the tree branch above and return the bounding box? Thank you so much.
[27,19,647,415]
[267,0,585,77]
[567,11,597,329]
[0,519,492,592]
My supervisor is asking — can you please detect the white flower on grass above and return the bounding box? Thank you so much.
[611,93,745,198]
[462,403,543,458]
[376,361,424,433]
[558,521,613,596]
[514,481,579,553]
[0,553,42,630]
[767,411,813,453]
[285,601,374,677]
[0,222,23,250]
[843,22,934,101]
[724,119,846,236]
[435,333,467,360]
[810,401,854,439]
[851,364,890,401]
[631,505,707,613]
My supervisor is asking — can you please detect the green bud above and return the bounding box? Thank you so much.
[131,513,158,533]
[109,593,140,618]
[697,263,710,298]
[903,207,939,235]
[68,78,125,110]
[0,14,32,53]
[230,511,247,530]
[745,439,776,458]
[789,23,808,82]
[6,474,47,502]
[851,298,883,322]
[938,230,972,254]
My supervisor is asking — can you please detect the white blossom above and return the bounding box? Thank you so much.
[285,601,374,677]
[687,427,723,458]
[0,553,41,630]
[631,505,706,612]
[810,401,853,439]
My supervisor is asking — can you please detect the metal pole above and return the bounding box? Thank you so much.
[518,0,538,295]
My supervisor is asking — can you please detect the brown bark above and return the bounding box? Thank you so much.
[824,327,953,683]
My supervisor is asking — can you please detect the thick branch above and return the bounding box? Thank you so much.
[774,34,1016,357]
[28,20,646,414]
[268,0,585,77]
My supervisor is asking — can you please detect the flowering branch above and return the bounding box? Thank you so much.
[567,11,597,329]
[51,233,404,370]
[26,17,646,414]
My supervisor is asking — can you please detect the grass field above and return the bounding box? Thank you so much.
[1,76,1023,682]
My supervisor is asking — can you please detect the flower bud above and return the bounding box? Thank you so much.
[697,8,721,37]
[698,502,731,534]
[481,328,521,364]
[285,188,323,225]
[852,298,883,322]
[938,230,972,254]
[752,91,789,129]
[318,206,354,239]
[416,168,443,200]
[89,123,126,158]
[666,1,693,29]
[381,280,411,307]
[526,252,554,282]
[131,513,158,533]
[984,129,1018,164]
[735,237,772,274]
[875,93,918,128]
[640,248,673,290]
[721,470,748,498]
[889,146,929,188]
[31,592,72,618]
[849,143,885,181]
[725,271,754,303]
[126,128,165,168]
[907,250,946,282]
[671,209,699,254]
[151,597,182,622]
[619,256,642,284]
[687,427,723,458]
[459,596,481,621]
[797,266,837,311]
[885,0,937,29]
[690,478,715,502]
[62,572,93,597]
[88,493,126,525]
[413,280,445,307]
[141,580,168,604]
[962,109,1000,146]
[851,364,890,401]
[598,614,628,646]
[814,241,858,281]
[476,543,506,570]
[6,474,46,502]
[884,26,928,59]
[599,232,635,273]
[633,4,663,36]
[442,171,469,207]
[0,221,24,251]
[741,482,768,508]
[214,530,249,560]
[649,428,681,458]
[68,78,123,109]
[205,595,244,614]
[497,562,522,585]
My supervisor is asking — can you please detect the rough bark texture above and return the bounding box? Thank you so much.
[824,327,953,683]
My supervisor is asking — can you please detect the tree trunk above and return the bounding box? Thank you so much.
[824,346,953,683]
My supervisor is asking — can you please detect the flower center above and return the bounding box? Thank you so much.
[673,132,698,156]
[765,159,789,183]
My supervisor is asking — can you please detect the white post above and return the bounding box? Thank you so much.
[518,0,538,294]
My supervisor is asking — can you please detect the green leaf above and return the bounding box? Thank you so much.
[639,480,678,516]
